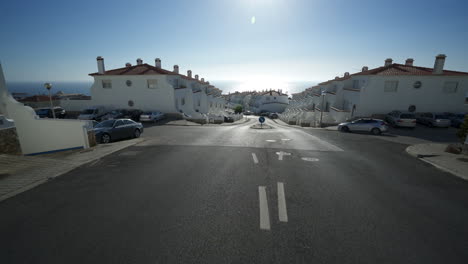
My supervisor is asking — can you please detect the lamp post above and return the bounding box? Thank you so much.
[319,91,326,127]
[44,83,56,119]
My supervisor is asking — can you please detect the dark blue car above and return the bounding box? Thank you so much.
[93,119,143,144]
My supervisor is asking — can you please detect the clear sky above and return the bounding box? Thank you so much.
[1,0,467,89]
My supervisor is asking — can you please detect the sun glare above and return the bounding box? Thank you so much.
[251,16,256,24]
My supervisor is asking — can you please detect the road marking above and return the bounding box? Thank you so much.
[276,151,291,160]
[252,153,259,164]
[277,182,288,222]
[258,186,271,230]
[266,139,277,142]
[281,138,291,141]
[301,157,319,162]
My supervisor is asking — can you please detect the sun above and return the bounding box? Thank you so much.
[251,16,256,24]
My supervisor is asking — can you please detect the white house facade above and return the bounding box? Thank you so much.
[282,54,468,126]
[88,57,226,118]
[226,89,289,113]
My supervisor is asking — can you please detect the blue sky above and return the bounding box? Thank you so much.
[1,0,467,88]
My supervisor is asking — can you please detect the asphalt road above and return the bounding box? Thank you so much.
[1,117,468,263]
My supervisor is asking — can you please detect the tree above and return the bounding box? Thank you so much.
[457,114,468,143]
[234,105,243,114]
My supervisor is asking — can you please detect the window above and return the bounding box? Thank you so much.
[352,80,359,89]
[102,80,112,88]
[413,81,422,89]
[147,79,158,89]
[274,97,276,100]
[173,78,179,88]
[115,120,124,127]
[443,81,458,93]
[384,81,398,92]
[198,99,201,106]
[123,120,134,125]
[126,80,132,87]
[181,98,185,105]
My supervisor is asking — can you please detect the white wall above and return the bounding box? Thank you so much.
[59,99,93,112]
[359,75,468,115]
[0,64,90,155]
[174,88,195,115]
[90,75,178,113]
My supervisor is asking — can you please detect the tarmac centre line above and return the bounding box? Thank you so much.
[258,186,271,230]
[252,153,259,164]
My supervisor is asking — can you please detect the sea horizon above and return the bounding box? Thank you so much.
[6,80,318,97]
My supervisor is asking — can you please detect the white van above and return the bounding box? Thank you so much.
[78,106,109,121]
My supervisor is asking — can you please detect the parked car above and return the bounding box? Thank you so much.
[260,112,270,117]
[140,111,165,122]
[35,107,66,118]
[78,106,108,121]
[269,113,279,119]
[385,111,416,128]
[93,119,143,144]
[338,118,388,135]
[101,109,129,120]
[223,115,234,123]
[416,112,451,128]
[445,112,466,128]
[243,111,253,115]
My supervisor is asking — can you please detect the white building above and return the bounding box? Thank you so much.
[282,54,468,126]
[226,89,289,113]
[88,57,226,118]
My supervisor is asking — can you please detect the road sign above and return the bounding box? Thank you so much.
[259,116,265,123]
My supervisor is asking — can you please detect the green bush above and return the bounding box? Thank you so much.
[457,114,468,142]
[234,105,243,114]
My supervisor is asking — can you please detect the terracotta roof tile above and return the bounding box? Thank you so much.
[89,63,177,76]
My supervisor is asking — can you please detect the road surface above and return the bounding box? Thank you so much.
[1,117,468,263]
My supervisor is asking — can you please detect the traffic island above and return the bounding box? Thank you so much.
[250,124,273,129]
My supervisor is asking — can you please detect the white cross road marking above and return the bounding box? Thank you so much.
[258,186,271,230]
[277,182,288,222]
[252,153,259,164]
[301,157,319,162]
[276,151,291,161]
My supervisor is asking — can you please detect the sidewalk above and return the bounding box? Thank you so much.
[0,138,145,202]
[406,143,468,181]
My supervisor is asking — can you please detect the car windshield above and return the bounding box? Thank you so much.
[435,115,448,119]
[95,120,115,128]
[82,109,95,115]
[400,114,415,119]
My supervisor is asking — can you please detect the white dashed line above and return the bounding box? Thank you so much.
[277,182,288,222]
[276,151,291,161]
[258,186,271,230]
[301,157,319,162]
[266,139,277,142]
[252,153,259,164]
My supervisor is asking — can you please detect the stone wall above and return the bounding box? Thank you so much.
[0,127,22,155]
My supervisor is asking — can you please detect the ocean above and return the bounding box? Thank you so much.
[6,80,316,97]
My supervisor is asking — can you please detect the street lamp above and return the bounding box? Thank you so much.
[44,83,56,119]
[319,91,326,127]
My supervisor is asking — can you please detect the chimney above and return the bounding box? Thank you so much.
[125,63,131,67]
[136,58,143,65]
[384,58,393,67]
[96,56,105,74]
[187,70,192,78]
[362,66,368,72]
[173,65,179,74]
[344,72,350,77]
[433,54,446,74]
[195,74,199,80]
[155,58,161,68]
[335,76,339,80]
[405,58,414,66]
[201,78,205,83]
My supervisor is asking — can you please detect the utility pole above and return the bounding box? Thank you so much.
[319,91,326,127]
[44,83,56,119]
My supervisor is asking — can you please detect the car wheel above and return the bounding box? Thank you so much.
[133,129,141,138]
[371,128,381,135]
[101,133,111,144]
[341,126,350,132]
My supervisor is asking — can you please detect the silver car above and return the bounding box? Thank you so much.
[338,118,389,135]
[386,111,417,128]
[416,112,451,128]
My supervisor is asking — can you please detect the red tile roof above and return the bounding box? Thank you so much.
[354,63,468,76]
[89,63,177,76]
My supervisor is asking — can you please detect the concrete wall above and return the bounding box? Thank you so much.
[90,75,178,113]
[0,116,21,155]
[0,64,91,155]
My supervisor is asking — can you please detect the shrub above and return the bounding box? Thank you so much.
[456,114,468,143]
[234,105,243,114]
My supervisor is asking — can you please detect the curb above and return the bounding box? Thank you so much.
[0,138,145,203]
[405,145,468,181]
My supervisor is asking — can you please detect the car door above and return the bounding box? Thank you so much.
[350,119,366,131]
[112,120,125,139]
[123,120,135,138]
